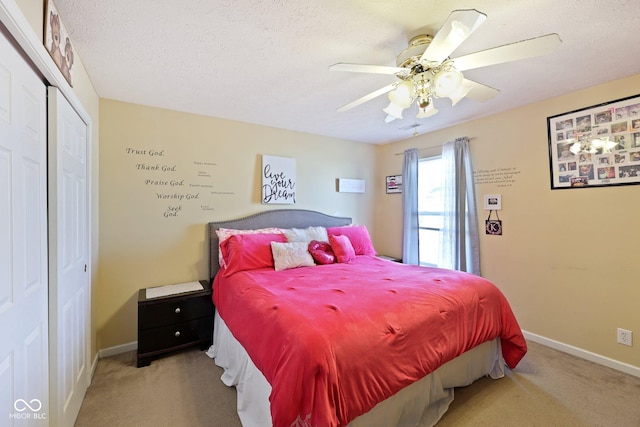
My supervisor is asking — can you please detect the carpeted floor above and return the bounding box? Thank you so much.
[75,341,640,427]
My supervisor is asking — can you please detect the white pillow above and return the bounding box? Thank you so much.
[283,226,328,243]
[271,242,315,271]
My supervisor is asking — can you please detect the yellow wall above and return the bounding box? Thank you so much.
[97,99,375,349]
[375,74,640,368]
[14,0,101,359]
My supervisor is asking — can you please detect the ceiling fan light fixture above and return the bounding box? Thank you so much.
[329,9,562,126]
[433,68,463,97]
[449,82,472,106]
[416,102,438,118]
[383,101,406,120]
[388,80,414,108]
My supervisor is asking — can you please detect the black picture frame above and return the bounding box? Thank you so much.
[547,93,640,189]
[386,175,402,193]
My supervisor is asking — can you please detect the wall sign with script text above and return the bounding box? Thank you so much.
[262,155,296,204]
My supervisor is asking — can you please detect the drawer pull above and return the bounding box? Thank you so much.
[175,307,181,314]
[175,331,181,337]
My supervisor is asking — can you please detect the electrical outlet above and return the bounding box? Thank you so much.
[617,328,633,347]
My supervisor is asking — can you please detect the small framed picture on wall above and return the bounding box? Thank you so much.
[44,0,75,86]
[483,194,502,210]
[386,175,402,193]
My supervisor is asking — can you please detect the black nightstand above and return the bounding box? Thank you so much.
[137,280,213,367]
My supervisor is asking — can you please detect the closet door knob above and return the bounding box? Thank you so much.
[175,331,181,337]
[175,307,181,314]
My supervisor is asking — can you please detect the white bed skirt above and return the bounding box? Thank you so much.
[207,311,505,427]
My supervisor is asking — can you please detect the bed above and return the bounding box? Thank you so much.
[206,209,527,427]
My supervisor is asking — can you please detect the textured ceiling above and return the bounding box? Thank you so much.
[54,0,640,144]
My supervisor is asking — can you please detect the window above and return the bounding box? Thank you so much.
[418,156,443,267]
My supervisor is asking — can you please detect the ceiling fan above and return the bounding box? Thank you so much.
[329,9,561,123]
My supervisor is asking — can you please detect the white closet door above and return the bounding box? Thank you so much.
[48,87,90,427]
[0,29,50,424]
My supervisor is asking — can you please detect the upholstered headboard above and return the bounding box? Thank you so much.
[208,209,352,282]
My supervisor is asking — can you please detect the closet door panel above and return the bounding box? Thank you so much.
[0,27,49,424]
[48,87,90,427]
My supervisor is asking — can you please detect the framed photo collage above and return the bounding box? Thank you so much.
[547,94,640,189]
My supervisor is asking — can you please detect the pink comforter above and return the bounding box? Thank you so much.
[213,256,526,427]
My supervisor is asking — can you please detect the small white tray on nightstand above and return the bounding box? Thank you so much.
[145,281,204,299]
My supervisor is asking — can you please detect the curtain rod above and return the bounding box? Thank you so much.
[393,137,475,155]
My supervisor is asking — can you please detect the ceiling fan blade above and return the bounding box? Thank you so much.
[421,9,487,64]
[336,82,397,112]
[329,62,405,75]
[462,79,500,102]
[454,33,562,72]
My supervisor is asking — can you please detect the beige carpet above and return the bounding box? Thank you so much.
[75,341,640,427]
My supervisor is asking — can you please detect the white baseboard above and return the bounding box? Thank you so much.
[523,330,640,379]
[98,341,137,358]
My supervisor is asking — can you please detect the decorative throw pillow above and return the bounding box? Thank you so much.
[329,234,356,263]
[327,225,376,256]
[283,226,328,243]
[221,233,286,276]
[271,242,316,271]
[216,227,283,268]
[308,240,336,265]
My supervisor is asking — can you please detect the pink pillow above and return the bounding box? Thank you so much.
[329,234,355,263]
[308,240,335,265]
[221,233,287,276]
[327,225,376,256]
[216,227,282,268]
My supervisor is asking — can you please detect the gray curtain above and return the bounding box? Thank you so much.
[402,148,419,265]
[439,137,480,275]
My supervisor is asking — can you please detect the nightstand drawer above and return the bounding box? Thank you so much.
[138,317,213,354]
[139,295,212,329]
